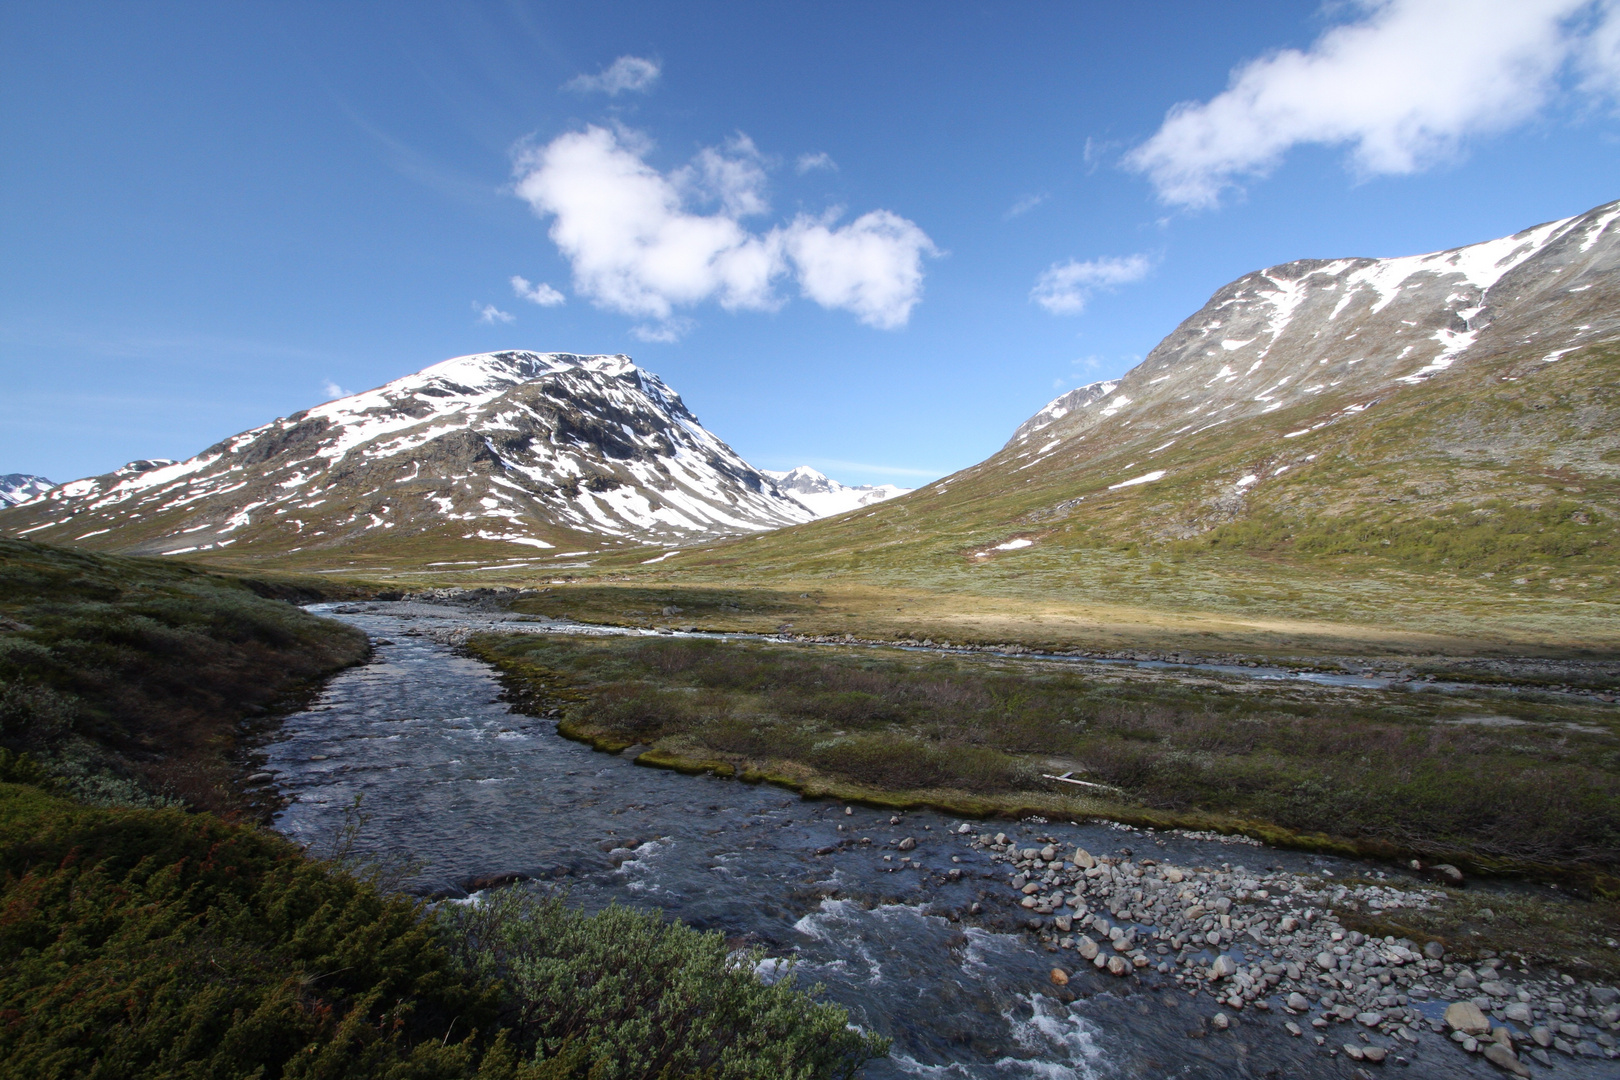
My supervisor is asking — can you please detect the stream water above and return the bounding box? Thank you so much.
[264,603,1590,1079]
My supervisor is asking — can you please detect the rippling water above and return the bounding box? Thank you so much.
[264,603,1539,1079]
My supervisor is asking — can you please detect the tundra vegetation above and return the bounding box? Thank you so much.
[0,540,884,1079]
[468,631,1620,970]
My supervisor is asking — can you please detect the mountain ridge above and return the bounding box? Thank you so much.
[637,197,1620,649]
[0,351,813,563]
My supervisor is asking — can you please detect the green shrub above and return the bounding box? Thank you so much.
[439,889,886,1080]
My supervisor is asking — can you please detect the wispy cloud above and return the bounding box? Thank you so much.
[796,151,837,173]
[511,275,565,306]
[473,302,514,324]
[1128,0,1620,208]
[512,125,939,331]
[1031,254,1153,315]
[320,379,351,399]
[564,55,661,96]
[630,317,694,343]
[1004,192,1048,219]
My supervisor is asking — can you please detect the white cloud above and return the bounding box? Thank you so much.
[511,275,565,306]
[796,151,837,173]
[783,210,939,329]
[474,302,514,324]
[563,55,661,96]
[511,125,938,330]
[321,379,351,400]
[1128,0,1620,208]
[1004,192,1049,219]
[1031,254,1153,315]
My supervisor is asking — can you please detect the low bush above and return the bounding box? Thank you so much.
[440,890,885,1080]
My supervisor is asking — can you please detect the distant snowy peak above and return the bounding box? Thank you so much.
[3,351,814,557]
[0,474,54,507]
[763,466,912,518]
[1005,198,1620,453]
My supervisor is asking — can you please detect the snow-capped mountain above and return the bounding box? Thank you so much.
[731,197,1620,585]
[762,466,911,518]
[0,352,814,559]
[0,474,53,508]
[1006,199,1620,466]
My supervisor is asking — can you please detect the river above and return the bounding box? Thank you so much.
[262,602,1599,1079]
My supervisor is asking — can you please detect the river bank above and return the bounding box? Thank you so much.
[263,599,1620,1077]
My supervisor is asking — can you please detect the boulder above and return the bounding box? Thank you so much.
[1077,935,1100,960]
[1072,847,1096,869]
[1287,992,1310,1012]
[1107,956,1129,976]
[1482,1042,1530,1076]
[1446,1001,1491,1036]
[1423,941,1446,960]
[1209,955,1237,980]
[898,837,917,851]
[1050,967,1069,986]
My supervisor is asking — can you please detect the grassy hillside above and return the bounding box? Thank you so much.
[0,539,370,813]
[531,339,1620,657]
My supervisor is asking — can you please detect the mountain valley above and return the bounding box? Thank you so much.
[5,201,1620,655]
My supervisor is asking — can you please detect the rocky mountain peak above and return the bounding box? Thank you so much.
[0,474,54,508]
[1005,198,1620,471]
[1,351,813,561]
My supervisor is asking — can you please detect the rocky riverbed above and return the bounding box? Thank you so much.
[971,827,1619,1074]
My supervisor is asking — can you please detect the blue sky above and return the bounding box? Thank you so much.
[5,1,1620,487]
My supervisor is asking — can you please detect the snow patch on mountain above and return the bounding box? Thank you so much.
[2,352,815,556]
[0,474,54,507]
[762,466,910,519]
[1003,198,1620,455]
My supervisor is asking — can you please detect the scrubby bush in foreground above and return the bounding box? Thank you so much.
[441,890,886,1080]
[0,779,887,1079]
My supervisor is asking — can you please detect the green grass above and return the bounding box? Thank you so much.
[0,538,370,814]
[468,633,1620,886]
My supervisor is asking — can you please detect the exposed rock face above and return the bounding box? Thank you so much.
[1006,380,1119,448]
[0,474,54,507]
[0,352,812,558]
[763,466,911,518]
[1007,200,1620,460]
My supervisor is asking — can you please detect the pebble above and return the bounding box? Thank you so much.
[964,829,1620,1073]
